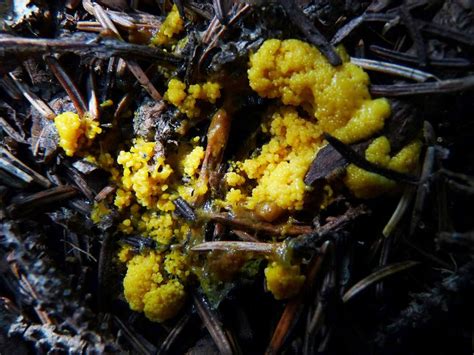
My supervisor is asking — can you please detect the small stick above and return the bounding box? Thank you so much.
[324,133,418,184]
[0,147,51,187]
[399,5,427,67]
[45,56,88,117]
[191,241,279,255]
[193,293,234,355]
[370,45,472,68]
[7,186,78,218]
[370,75,474,96]
[0,36,182,63]
[8,73,56,120]
[205,212,313,236]
[279,0,341,66]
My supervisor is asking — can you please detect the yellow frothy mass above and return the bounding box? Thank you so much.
[115,138,173,210]
[236,107,322,211]
[164,79,221,118]
[108,138,209,321]
[247,39,390,144]
[264,261,306,300]
[85,38,422,321]
[54,112,102,156]
[152,5,184,46]
[223,38,416,216]
[345,136,422,198]
[123,250,188,322]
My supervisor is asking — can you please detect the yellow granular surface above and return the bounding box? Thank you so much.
[248,39,390,144]
[54,112,102,156]
[111,139,210,321]
[222,39,402,213]
[345,136,422,198]
[89,38,423,317]
[152,4,184,46]
[123,251,186,322]
[164,79,221,118]
[225,172,246,187]
[182,146,205,176]
[90,201,110,224]
[115,138,173,210]
[264,261,305,300]
[241,107,322,211]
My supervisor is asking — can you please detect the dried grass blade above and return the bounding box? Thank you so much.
[370,45,472,68]
[0,158,33,185]
[0,76,22,100]
[113,316,156,355]
[410,145,435,236]
[158,313,192,354]
[0,117,26,143]
[400,5,427,66]
[342,261,420,303]
[383,187,415,238]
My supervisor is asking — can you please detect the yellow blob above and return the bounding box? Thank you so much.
[164,79,221,118]
[164,250,190,280]
[54,112,102,156]
[344,137,422,198]
[248,39,390,143]
[223,39,401,212]
[264,261,305,300]
[152,5,184,46]
[115,138,173,209]
[123,251,164,312]
[225,107,322,211]
[182,146,205,176]
[225,172,246,187]
[90,201,110,224]
[142,280,186,322]
[123,251,186,322]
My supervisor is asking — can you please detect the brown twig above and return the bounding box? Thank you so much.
[46,56,88,117]
[278,0,341,66]
[266,241,332,355]
[7,186,78,218]
[204,212,313,236]
[193,292,234,355]
[7,73,56,120]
